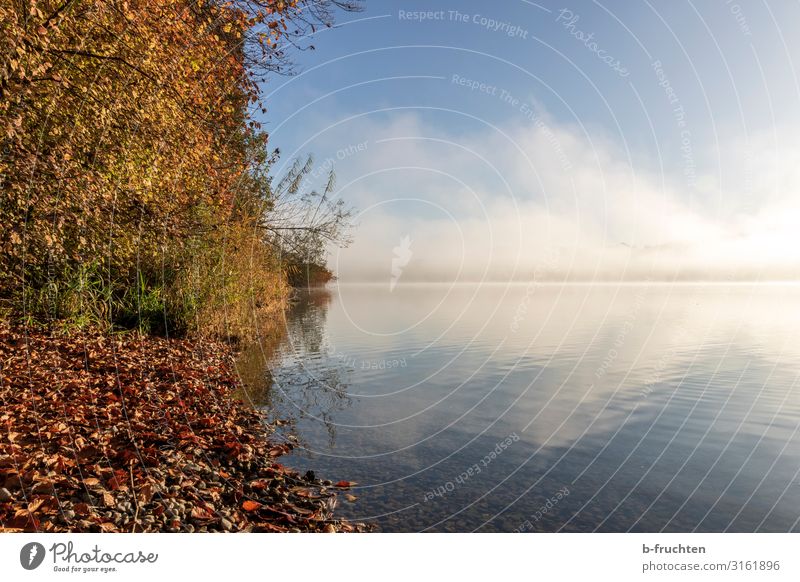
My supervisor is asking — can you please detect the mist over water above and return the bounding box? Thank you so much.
[248,283,800,532]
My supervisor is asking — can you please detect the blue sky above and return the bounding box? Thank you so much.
[259,1,800,282]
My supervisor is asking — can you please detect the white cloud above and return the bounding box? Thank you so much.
[300,112,800,282]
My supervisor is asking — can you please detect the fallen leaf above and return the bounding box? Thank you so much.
[190,506,213,520]
[0,326,369,533]
[137,483,154,504]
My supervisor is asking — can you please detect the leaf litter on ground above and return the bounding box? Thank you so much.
[0,324,367,533]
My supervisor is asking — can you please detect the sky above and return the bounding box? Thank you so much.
[259,0,800,283]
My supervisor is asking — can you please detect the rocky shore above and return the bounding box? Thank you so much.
[0,324,364,532]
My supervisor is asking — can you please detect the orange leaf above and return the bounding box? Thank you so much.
[191,506,213,520]
[242,500,261,512]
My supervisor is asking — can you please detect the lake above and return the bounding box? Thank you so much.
[239,282,800,532]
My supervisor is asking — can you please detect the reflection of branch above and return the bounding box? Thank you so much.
[261,289,353,449]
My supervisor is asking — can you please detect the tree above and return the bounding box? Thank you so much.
[263,155,352,285]
[0,0,360,332]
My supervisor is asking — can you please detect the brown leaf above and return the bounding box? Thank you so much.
[137,483,154,504]
[108,470,128,491]
[190,506,213,520]
[293,488,320,499]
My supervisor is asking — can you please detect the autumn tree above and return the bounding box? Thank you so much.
[0,0,359,335]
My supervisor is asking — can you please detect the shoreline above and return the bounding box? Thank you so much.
[0,324,365,533]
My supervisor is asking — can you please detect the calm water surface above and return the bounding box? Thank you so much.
[241,283,800,532]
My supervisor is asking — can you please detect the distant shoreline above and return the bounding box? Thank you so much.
[331,280,800,286]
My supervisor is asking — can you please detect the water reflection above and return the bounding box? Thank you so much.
[246,283,800,532]
[236,289,353,447]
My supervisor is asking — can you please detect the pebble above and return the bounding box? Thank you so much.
[0,487,12,502]
[221,518,233,531]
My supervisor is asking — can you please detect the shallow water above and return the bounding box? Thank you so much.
[246,283,800,532]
